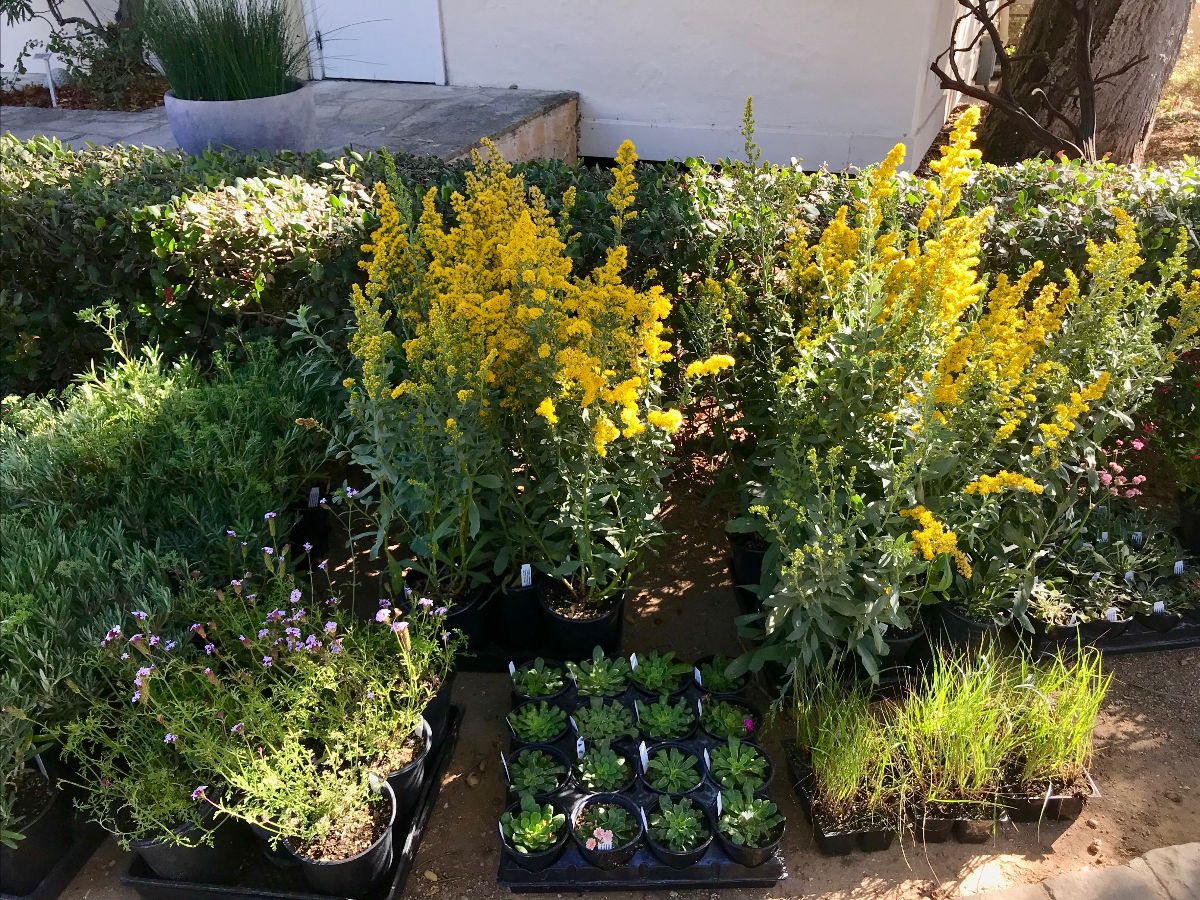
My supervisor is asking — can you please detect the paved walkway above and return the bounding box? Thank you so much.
[0,80,578,160]
[979,842,1199,900]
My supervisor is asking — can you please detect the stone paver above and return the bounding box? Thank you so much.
[0,80,578,160]
[978,843,1200,900]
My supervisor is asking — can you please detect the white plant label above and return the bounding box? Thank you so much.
[1153,600,1166,615]
[694,666,703,686]
[498,820,506,843]
[629,653,639,670]
[1105,607,1120,623]
[569,715,578,734]
[33,754,48,779]
[716,791,723,816]
[1100,531,1109,543]
[404,585,412,599]
[308,486,320,507]
[520,564,532,588]
[696,698,704,717]
[500,751,510,782]
[576,736,586,758]
[638,741,650,771]
[1132,531,1143,546]
[703,748,711,770]
[639,806,649,832]
[634,702,641,723]
[1175,560,1186,576]
[1124,571,1135,585]
[507,661,517,677]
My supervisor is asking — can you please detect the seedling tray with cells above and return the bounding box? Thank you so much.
[497,651,785,891]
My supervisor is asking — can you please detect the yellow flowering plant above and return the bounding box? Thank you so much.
[311,142,688,610]
[716,107,1198,680]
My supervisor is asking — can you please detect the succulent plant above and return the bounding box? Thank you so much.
[648,796,709,852]
[512,658,566,699]
[575,745,633,793]
[702,699,757,739]
[629,650,690,694]
[644,746,702,795]
[696,655,746,694]
[567,646,630,697]
[508,701,568,744]
[636,695,696,740]
[573,697,637,742]
[708,738,769,791]
[501,794,566,854]
[574,801,638,850]
[717,786,783,848]
[507,748,567,797]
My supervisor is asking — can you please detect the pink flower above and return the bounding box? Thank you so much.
[743,718,755,733]
[1131,439,1145,451]
[585,838,597,850]
[1099,472,1113,485]
[1125,488,1143,498]
[1110,463,1124,475]
[1132,475,1146,485]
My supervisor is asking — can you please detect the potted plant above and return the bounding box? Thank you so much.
[708,738,773,792]
[694,654,749,697]
[570,793,643,869]
[0,759,73,896]
[714,786,785,868]
[571,698,637,745]
[568,647,631,698]
[636,695,697,741]
[700,698,759,741]
[507,702,570,747]
[628,651,691,698]
[645,796,713,868]
[505,746,571,801]
[499,794,569,873]
[574,746,635,794]
[511,658,569,705]
[640,744,704,797]
[143,0,316,155]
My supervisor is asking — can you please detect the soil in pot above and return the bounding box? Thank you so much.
[1002,771,1099,822]
[881,617,926,662]
[0,769,71,896]
[538,578,623,660]
[132,812,246,883]
[571,793,644,869]
[377,718,433,827]
[290,786,396,895]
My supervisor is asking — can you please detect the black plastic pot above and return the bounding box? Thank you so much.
[424,670,456,745]
[131,812,245,883]
[0,774,71,896]
[630,670,692,701]
[910,809,956,844]
[855,822,895,853]
[881,617,926,663]
[1176,499,1200,554]
[289,783,397,895]
[572,755,638,796]
[384,717,433,827]
[714,816,784,868]
[247,820,299,867]
[499,800,570,873]
[645,822,714,869]
[953,812,998,843]
[1134,610,1184,634]
[707,741,775,794]
[692,654,750,698]
[570,793,644,869]
[496,582,545,656]
[1031,616,1083,648]
[538,582,624,660]
[404,575,492,652]
[510,658,571,708]
[934,603,1015,652]
[727,532,767,589]
[1002,771,1099,822]
[504,743,573,802]
[1077,614,1131,644]
[639,741,707,798]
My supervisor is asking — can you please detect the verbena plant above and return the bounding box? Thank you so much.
[142,0,308,102]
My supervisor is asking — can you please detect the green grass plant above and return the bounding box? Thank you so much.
[807,683,896,821]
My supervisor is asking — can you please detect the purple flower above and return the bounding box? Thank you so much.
[434,607,448,617]
[131,690,141,703]
[191,785,207,802]
[226,529,237,538]
[264,512,277,521]
[375,609,390,623]
[330,639,344,654]
[204,643,216,655]
[743,718,755,734]
[366,691,375,700]
[246,593,257,602]
[262,656,274,667]
[303,542,313,552]
[442,631,451,643]
[266,609,285,622]
[263,547,274,556]
[418,597,434,609]
[285,626,301,639]
[129,633,144,645]
[318,560,328,571]
[325,596,337,606]
[289,589,302,604]
[231,722,244,734]
[391,620,409,634]
[345,487,358,498]
[378,598,392,609]
[149,635,161,647]
[230,579,242,588]
[257,628,270,639]
[290,608,306,622]
[135,666,153,681]
[132,610,148,621]
[164,733,177,744]
[164,640,177,652]
[303,634,321,651]
[324,621,337,634]
[189,623,203,634]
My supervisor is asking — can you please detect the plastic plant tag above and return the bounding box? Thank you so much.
[1153,600,1166,614]
[498,820,506,843]
[1176,560,1186,576]
[569,715,578,734]
[696,697,704,717]
[1105,607,1120,623]
[716,791,723,816]
[404,585,413,599]
[33,754,48,779]
[1100,531,1109,543]
[630,653,639,670]
[694,666,703,686]
[1132,531,1143,547]
[703,748,711,770]
[520,564,532,588]
[634,702,641,722]
[308,486,320,508]
[507,660,517,677]
[638,741,650,771]
[500,751,510,782]
[576,736,586,759]
[1125,571,1135,585]
[639,806,649,832]
[368,772,384,794]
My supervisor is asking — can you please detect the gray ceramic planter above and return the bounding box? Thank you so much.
[164,81,316,155]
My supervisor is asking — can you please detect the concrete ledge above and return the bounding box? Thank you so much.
[976,843,1200,900]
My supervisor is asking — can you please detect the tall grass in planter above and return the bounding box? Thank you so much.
[142,0,308,101]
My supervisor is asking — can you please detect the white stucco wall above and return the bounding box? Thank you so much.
[439,0,968,169]
[1,0,119,77]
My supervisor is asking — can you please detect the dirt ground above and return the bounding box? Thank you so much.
[1146,2,1200,164]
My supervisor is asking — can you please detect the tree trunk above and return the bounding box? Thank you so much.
[977,0,1191,164]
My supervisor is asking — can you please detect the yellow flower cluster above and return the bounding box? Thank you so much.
[1037,371,1111,454]
[684,354,736,379]
[346,139,681,455]
[917,107,982,230]
[964,471,1045,496]
[900,505,972,577]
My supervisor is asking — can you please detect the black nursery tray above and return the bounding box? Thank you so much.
[0,818,107,900]
[498,680,786,892]
[1080,616,1200,655]
[121,705,464,900]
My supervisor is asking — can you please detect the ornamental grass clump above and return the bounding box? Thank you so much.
[706,102,1199,679]
[807,686,897,826]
